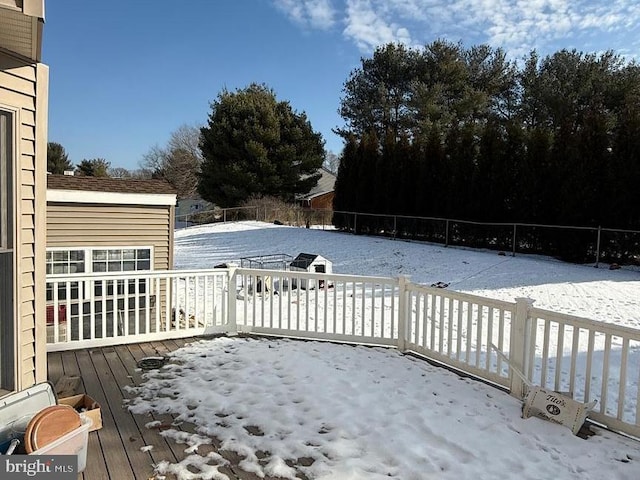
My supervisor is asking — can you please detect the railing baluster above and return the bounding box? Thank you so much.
[617,337,629,420]
[526,317,537,381]
[430,292,436,350]
[332,283,346,335]
[447,297,454,358]
[555,322,565,392]
[540,318,551,388]
[465,301,472,364]
[600,333,612,415]
[420,294,426,348]
[439,295,445,354]
[569,325,580,397]
[456,300,463,361]
[584,330,595,403]
[123,278,130,336]
[486,307,494,371]
[497,309,505,375]
[475,304,482,368]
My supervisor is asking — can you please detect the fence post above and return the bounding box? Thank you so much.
[354,213,357,234]
[445,219,450,247]
[509,297,534,399]
[595,226,601,268]
[393,216,397,239]
[226,267,238,335]
[223,209,227,223]
[396,275,410,352]
[512,224,517,257]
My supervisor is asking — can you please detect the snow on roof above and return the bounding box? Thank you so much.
[297,167,336,201]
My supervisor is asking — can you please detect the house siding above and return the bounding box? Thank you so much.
[309,192,334,210]
[46,203,174,270]
[0,50,48,390]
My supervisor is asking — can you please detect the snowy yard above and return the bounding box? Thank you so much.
[127,221,640,479]
[175,222,640,329]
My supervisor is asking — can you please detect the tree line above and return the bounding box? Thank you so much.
[47,40,640,261]
[332,41,640,262]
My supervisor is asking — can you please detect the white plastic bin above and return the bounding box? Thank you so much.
[30,415,92,473]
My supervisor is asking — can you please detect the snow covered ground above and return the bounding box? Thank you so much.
[127,221,640,479]
[175,221,640,328]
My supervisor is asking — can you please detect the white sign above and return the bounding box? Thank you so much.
[522,387,596,435]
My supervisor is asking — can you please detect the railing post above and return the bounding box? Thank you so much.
[226,267,238,335]
[396,275,409,352]
[509,297,534,399]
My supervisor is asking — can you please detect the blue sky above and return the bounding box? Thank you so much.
[44,0,640,171]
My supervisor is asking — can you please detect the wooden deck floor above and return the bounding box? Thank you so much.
[47,338,203,480]
[48,339,312,480]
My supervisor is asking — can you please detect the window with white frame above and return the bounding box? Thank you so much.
[1,109,15,391]
[91,248,151,273]
[0,110,12,252]
[46,247,153,301]
[46,250,85,275]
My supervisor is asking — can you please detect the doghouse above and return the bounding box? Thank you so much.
[289,253,332,289]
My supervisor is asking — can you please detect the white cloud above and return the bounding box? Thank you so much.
[274,0,640,57]
[273,0,337,30]
[344,0,414,51]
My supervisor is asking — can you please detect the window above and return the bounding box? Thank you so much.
[45,247,153,301]
[92,248,151,273]
[46,250,85,302]
[0,110,12,252]
[0,109,15,390]
[46,250,85,275]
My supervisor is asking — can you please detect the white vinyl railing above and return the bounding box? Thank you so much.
[46,267,640,439]
[45,269,230,350]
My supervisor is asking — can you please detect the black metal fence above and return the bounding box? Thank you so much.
[175,206,640,265]
[331,210,640,265]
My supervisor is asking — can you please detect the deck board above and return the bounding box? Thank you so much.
[47,339,198,480]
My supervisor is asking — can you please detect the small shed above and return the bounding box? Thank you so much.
[289,253,332,290]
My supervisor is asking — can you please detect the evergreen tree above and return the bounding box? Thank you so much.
[47,142,73,174]
[198,84,324,207]
[75,158,110,177]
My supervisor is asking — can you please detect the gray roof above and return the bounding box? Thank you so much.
[47,174,176,194]
[290,253,320,269]
[297,168,336,201]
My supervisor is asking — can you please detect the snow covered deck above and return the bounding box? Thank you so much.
[48,338,303,480]
[46,337,640,480]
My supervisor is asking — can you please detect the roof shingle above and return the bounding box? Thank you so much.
[47,175,176,195]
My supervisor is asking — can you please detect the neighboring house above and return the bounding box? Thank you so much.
[175,194,213,228]
[0,0,47,396]
[175,195,213,218]
[297,167,336,210]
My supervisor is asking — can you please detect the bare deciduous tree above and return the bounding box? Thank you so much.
[140,124,203,198]
[108,166,132,178]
